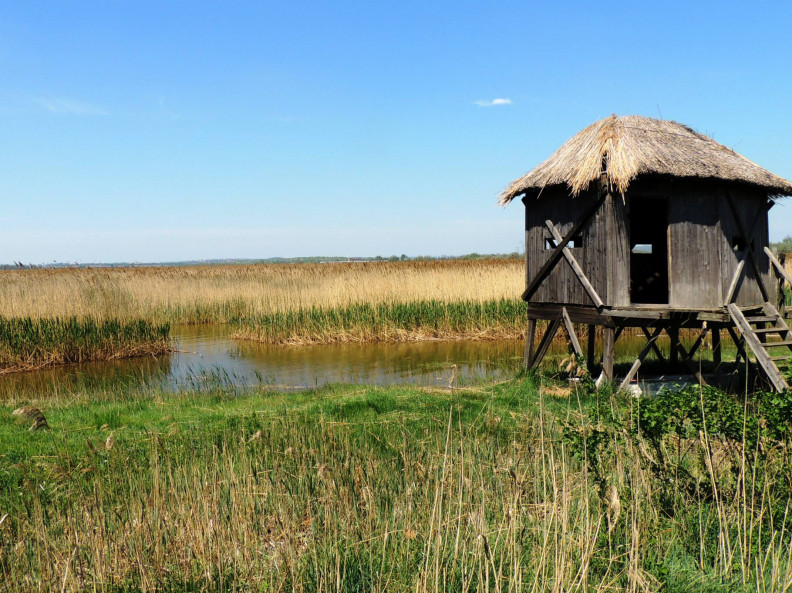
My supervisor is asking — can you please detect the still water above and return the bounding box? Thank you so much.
[0,325,529,398]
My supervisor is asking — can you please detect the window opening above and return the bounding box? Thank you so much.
[732,236,754,252]
[544,233,582,250]
[629,198,669,304]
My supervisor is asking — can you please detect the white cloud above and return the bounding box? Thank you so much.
[34,97,108,115]
[474,98,512,107]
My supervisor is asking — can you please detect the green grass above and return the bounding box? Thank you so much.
[2,376,792,591]
[0,316,171,373]
[233,298,527,344]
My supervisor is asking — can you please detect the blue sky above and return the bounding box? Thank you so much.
[1,1,791,263]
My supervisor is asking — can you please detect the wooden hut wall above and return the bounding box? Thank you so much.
[666,189,723,308]
[716,186,771,307]
[524,188,623,306]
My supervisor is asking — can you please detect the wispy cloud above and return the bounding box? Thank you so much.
[474,98,512,107]
[34,97,108,116]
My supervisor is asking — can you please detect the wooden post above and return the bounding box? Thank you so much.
[530,317,562,369]
[668,326,679,367]
[712,328,721,367]
[586,324,596,372]
[523,318,536,369]
[601,327,615,383]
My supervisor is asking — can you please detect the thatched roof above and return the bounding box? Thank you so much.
[499,115,792,204]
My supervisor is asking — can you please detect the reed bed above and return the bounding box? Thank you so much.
[233,298,526,344]
[0,260,523,324]
[1,378,791,591]
[0,317,171,373]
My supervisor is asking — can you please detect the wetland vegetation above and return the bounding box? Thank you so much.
[0,317,170,374]
[2,376,792,591]
[0,260,524,372]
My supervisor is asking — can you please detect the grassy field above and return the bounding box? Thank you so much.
[0,260,523,325]
[2,376,792,591]
[0,317,171,374]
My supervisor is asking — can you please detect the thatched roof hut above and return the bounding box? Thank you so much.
[506,114,792,392]
[500,115,792,203]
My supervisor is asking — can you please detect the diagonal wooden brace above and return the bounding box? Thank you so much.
[619,326,663,391]
[561,307,584,358]
[726,192,770,302]
[725,259,746,304]
[641,327,667,363]
[545,220,605,309]
[530,316,561,369]
[522,194,606,302]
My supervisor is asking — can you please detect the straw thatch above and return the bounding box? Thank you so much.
[500,115,792,204]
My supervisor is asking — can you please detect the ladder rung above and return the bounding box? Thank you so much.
[746,316,777,323]
[770,356,791,362]
[762,340,792,348]
[754,327,789,334]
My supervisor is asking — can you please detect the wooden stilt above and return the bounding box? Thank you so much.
[523,318,536,369]
[530,317,561,369]
[712,329,722,367]
[599,327,615,385]
[586,324,596,372]
[668,326,679,367]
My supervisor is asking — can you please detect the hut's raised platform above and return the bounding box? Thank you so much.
[523,301,792,393]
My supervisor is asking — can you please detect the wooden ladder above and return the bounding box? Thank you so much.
[727,302,792,392]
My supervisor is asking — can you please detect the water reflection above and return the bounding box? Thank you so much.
[0,324,724,401]
[0,325,525,399]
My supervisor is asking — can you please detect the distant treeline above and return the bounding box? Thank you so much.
[771,237,792,253]
[0,252,523,270]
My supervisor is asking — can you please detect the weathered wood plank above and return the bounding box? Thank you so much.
[727,303,788,392]
[545,220,605,309]
[523,318,536,369]
[765,247,792,289]
[561,307,584,358]
[522,194,606,302]
[641,327,666,363]
[726,192,770,303]
[619,327,663,390]
[725,258,746,304]
[530,316,561,369]
[597,327,615,386]
[586,324,596,371]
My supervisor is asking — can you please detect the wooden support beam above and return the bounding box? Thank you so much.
[676,327,709,363]
[726,326,751,368]
[726,193,770,302]
[619,327,663,391]
[641,327,667,363]
[561,307,584,358]
[586,324,596,372]
[530,317,561,369]
[727,303,789,392]
[596,327,615,387]
[545,220,605,309]
[725,259,746,304]
[674,327,710,386]
[765,246,792,289]
[522,195,606,302]
[712,329,722,367]
[523,318,536,369]
[667,326,679,366]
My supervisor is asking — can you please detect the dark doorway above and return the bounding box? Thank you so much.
[630,198,669,304]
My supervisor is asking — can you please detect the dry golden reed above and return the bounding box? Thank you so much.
[0,260,523,324]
